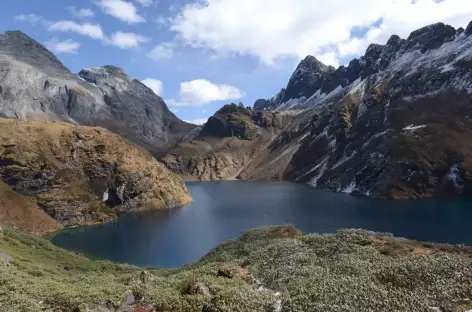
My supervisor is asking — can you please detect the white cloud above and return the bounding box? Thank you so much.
[172,0,472,66]
[110,31,150,48]
[141,78,163,95]
[135,0,153,7]
[169,79,244,107]
[14,14,42,25]
[69,7,95,19]
[184,118,208,125]
[48,21,106,40]
[155,16,169,27]
[97,0,145,24]
[147,42,174,60]
[45,38,81,54]
[48,21,149,49]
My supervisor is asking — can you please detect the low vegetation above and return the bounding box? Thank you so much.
[1,224,472,311]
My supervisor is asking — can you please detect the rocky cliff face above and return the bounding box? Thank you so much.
[248,20,472,199]
[255,22,470,112]
[164,20,472,199]
[0,31,196,153]
[0,118,191,227]
[161,103,294,181]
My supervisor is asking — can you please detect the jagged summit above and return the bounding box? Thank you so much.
[79,65,126,77]
[294,55,333,73]
[386,34,402,46]
[254,20,472,111]
[405,22,456,53]
[466,20,472,36]
[166,18,472,199]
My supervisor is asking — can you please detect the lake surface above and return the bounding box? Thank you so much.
[52,181,472,268]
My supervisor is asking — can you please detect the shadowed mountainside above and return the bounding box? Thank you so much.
[164,20,472,199]
[161,103,299,181]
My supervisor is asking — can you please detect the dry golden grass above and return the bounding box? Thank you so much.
[0,181,61,235]
[0,119,191,226]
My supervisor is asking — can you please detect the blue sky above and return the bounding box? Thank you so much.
[1,0,472,124]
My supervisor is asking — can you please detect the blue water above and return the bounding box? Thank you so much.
[52,181,472,268]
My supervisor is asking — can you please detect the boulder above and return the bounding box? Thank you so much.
[217,265,254,284]
[0,252,11,266]
[186,282,211,297]
[116,290,135,312]
[139,270,156,284]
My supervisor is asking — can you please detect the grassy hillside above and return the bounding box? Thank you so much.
[0,118,192,228]
[0,181,61,235]
[1,225,472,311]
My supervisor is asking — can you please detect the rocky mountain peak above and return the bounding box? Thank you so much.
[0,30,197,153]
[296,55,332,73]
[102,65,125,74]
[405,22,456,53]
[254,19,472,112]
[282,56,336,104]
[78,65,139,94]
[386,34,402,46]
[0,30,70,74]
[466,21,472,36]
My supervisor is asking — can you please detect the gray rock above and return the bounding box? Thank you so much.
[253,20,472,112]
[139,270,155,284]
[230,20,472,199]
[0,252,11,266]
[0,31,196,153]
[116,290,135,312]
[187,282,211,297]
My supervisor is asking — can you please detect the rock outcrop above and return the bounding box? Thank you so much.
[252,21,472,199]
[161,103,294,181]
[0,118,191,227]
[163,20,472,199]
[0,31,196,153]
[254,22,470,112]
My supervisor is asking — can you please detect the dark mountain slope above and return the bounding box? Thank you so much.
[161,103,296,181]
[165,20,472,199]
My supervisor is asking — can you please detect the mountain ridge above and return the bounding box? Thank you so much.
[254,21,472,111]
[0,30,197,153]
[163,19,472,199]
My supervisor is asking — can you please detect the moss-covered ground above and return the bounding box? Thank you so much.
[1,225,472,312]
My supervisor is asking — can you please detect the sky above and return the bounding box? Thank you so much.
[1,0,472,125]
